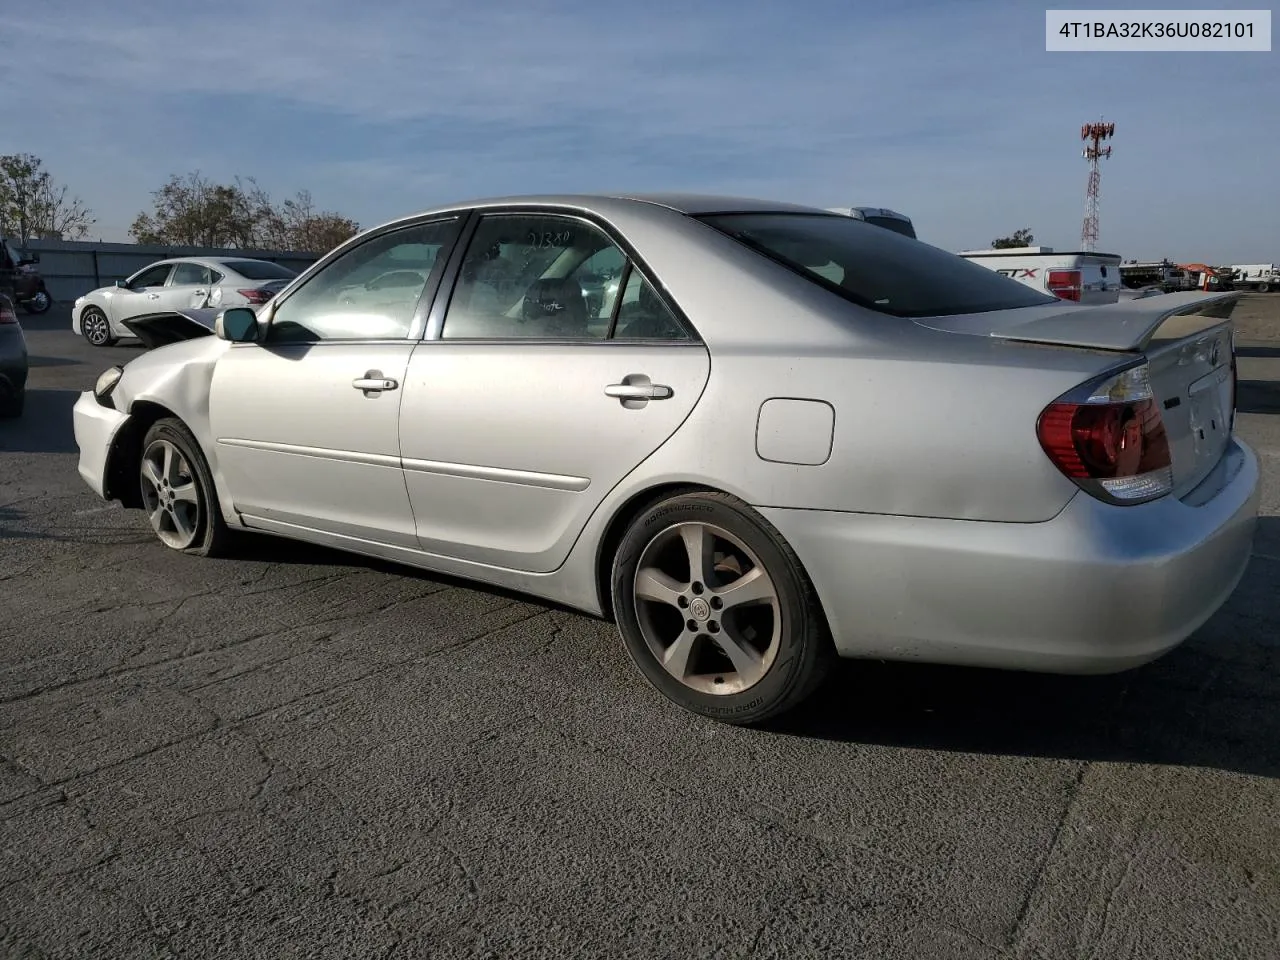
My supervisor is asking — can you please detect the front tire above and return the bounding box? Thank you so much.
[611,491,833,725]
[138,418,235,557]
[81,306,117,347]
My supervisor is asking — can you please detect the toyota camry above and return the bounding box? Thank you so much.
[71,194,1260,724]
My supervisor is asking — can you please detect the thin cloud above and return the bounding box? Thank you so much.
[4,0,1276,261]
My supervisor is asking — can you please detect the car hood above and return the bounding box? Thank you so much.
[122,309,219,349]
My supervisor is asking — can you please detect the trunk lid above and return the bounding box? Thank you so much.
[916,290,1241,497]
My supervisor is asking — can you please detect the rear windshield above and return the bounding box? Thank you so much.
[225,260,297,280]
[697,213,1058,318]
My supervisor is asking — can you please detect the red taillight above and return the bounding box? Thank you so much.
[1037,363,1173,504]
[0,302,16,324]
[1047,269,1082,301]
[238,288,274,304]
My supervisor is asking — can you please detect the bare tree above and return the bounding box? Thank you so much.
[259,189,359,253]
[0,153,95,241]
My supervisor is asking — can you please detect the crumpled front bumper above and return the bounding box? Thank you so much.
[72,391,130,498]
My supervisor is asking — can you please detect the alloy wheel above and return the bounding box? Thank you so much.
[139,439,202,549]
[83,310,111,345]
[632,521,781,695]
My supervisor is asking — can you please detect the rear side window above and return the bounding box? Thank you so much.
[171,262,212,285]
[698,213,1057,318]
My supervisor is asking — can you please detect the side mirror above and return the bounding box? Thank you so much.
[215,307,259,343]
[114,279,129,289]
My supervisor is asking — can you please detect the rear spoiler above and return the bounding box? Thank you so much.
[985,290,1240,353]
[122,309,219,349]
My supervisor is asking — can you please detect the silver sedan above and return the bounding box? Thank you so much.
[71,194,1260,724]
[72,256,297,347]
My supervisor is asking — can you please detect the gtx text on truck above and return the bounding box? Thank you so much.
[959,246,1122,305]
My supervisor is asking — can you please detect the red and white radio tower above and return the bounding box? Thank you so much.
[1080,119,1115,251]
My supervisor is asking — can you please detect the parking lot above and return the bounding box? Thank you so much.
[1,301,1277,958]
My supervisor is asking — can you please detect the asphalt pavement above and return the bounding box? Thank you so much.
[2,305,1278,959]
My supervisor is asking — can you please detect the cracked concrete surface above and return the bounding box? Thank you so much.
[1,306,1278,959]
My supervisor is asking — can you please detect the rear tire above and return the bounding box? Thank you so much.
[138,418,235,557]
[22,290,51,314]
[81,306,117,347]
[610,491,834,725]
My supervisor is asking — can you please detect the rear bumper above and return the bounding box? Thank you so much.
[760,437,1260,674]
[73,391,130,498]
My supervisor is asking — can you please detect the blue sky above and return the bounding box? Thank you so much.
[3,0,1276,262]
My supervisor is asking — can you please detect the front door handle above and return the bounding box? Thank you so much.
[147,293,160,299]
[605,380,673,401]
[353,371,399,395]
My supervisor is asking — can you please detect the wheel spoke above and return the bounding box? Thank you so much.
[714,567,775,612]
[661,630,698,680]
[679,524,716,586]
[170,504,196,542]
[717,632,764,682]
[162,443,177,484]
[148,503,167,533]
[171,481,198,504]
[141,457,163,491]
[634,566,685,609]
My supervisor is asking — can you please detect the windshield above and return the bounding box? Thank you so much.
[3,240,23,268]
[225,259,297,281]
[697,212,1058,318]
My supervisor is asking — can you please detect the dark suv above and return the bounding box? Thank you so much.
[0,237,50,314]
[0,292,27,417]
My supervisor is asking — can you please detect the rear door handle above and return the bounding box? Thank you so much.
[605,381,673,400]
[353,376,399,393]
[147,293,160,299]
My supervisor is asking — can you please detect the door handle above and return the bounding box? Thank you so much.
[147,293,160,299]
[605,381,673,400]
[353,377,399,392]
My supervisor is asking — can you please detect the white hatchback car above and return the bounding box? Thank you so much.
[72,257,299,347]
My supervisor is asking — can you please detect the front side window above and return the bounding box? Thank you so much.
[441,214,688,341]
[265,219,459,343]
[698,213,1057,318]
[129,264,173,289]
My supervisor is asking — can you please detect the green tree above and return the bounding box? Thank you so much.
[991,228,1035,249]
[130,172,269,248]
[0,153,95,241]
[131,173,358,252]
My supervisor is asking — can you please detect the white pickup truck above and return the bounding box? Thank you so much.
[1230,264,1279,293]
[958,246,1123,305]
